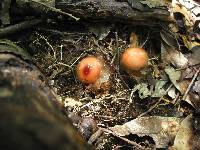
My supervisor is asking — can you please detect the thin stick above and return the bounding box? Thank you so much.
[115,31,120,70]
[59,45,63,61]
[37,33,57,59]
[129,89,135,103]
[138,84,173,117]
[140,32,149,48]
[100,128,145,150]
[182,67,200,100]
[69,52,86,67]
[31,0,79,21]
[0,19,41,37]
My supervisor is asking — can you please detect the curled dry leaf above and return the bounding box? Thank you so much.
[171,0,200,31]
[160,30,179,49]
[161,31,188,68]
[164,66,182,92]
[173,115,200,150]
[164,49,188,68]
[164,66,194,106]
[188,46,200,66]
[110,116,182,148]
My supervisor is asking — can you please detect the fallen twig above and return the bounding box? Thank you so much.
[138,84,173,117]
[88,129,103,145]
[0,19,41,37]
[182,67,200,100]
[15,0,79,21]
[100,127,146,150]
[31,0,79,21]
[36,33,57,59]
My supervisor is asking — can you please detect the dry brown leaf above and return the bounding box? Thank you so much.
[161,31,188,68]
[110,116,182,148]
[171,0,200,30]
[173,115,193,150]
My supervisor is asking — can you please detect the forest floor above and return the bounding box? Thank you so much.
[1,0,200,149]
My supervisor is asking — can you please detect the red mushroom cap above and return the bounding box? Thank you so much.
[76,56,103,84]
[121,47,148,71]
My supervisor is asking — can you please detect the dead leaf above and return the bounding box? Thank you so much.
[161,30,179,49]
[161,31,188,68]
[168,87,177,99]
[187,92,200,109]
[165,67,192,105]
[193,79,200,94]
[132,83,151,99]
[162,45,188,68]
[133,80,168,99]
[173,115,193,150]
[172,0,200,30]
[181,68,195,79]
[110,116,182,148]
[89,24,111,40]
[151,80,167,97]
[165,66,182,92]
[188,46,200,66]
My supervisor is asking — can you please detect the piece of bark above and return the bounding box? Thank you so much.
[0,19,41,37]
[0,51,91,150]
[56,0,172,25]
[14,0,79,21]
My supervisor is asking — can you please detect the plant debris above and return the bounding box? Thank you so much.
[110,116,182,148]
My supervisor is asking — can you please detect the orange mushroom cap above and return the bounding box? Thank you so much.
[121,47,148,71]
[76,56,103,84]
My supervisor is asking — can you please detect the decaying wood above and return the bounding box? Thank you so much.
[56,0,172,25]
[0,19,41,37]
[0,50,91,150]
[15,0,79,20]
